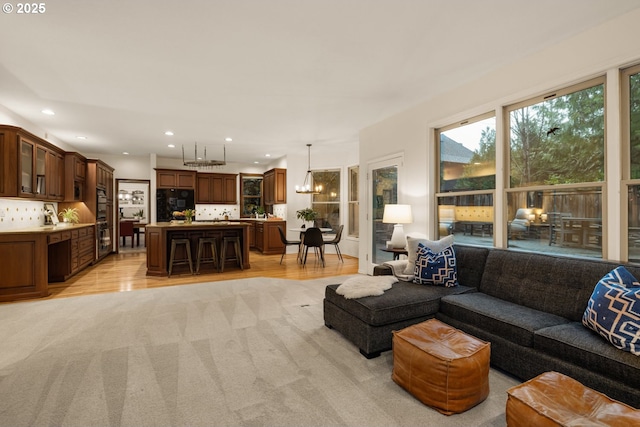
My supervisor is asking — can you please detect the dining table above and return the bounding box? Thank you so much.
[560,217,602,248]
[290,227,334,264]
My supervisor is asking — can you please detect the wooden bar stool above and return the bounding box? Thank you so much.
[196,237,219,273]
[168,238,193,277]
[220,236,243,273]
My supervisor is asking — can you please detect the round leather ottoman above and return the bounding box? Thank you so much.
[392,318,490,415]
[506,371,640,427]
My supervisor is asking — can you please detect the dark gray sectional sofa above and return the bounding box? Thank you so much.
[323,244,640,408]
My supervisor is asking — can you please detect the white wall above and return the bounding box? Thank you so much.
[285,141,359,257]
[358,8,640,273]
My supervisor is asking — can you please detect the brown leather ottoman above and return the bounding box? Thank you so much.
[392,318,490,415]
[506,371,640,427]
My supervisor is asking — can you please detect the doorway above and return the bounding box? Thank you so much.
[116,179,150,253]
[368,157,400,274]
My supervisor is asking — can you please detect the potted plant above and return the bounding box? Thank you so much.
[184,209,195,223]
[222,209,232,220]
[59,207,80,225]
[255,206,266,219]
[296,207,318,227]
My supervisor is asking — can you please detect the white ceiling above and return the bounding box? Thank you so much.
[1,0,639,166]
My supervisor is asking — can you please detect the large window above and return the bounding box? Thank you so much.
[624,64,640,261]
[506,77,605,258]
[440,115,496,192]
[437,114,496,246]
[348,166,359,238]
[509,78,605,187]
[628,68,640,178]
[312,170,340,231]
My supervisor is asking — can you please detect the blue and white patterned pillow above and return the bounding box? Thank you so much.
[413,243,458,287]
[582,266,640,355]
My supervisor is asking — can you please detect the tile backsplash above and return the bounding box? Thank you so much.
[0,199,54,231]
[194,204,240,220]
[193,204,287,220]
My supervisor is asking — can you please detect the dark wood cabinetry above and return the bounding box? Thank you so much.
[0,224,95,302]
[61,159,114,261]
[156,169,196,189]
[64,152,86,202]
[48,225,96,281]
[0,125,66,200]
[47,150,65,200]
[196,173,237,204]
[263,168,286,205]
[248,220,286,255]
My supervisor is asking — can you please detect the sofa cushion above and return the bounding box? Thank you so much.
[478,249,631,322]
[582,266,640,355]
[325,281,474,327]
[440,292,570,347]
[413,244,458,287]
[535,322,640,389]
[403,234,454,275]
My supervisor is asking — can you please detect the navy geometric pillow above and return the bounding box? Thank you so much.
[582,266,640,355]
[413,243,458,287]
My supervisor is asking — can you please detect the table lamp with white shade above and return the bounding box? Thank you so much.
[382,204,413,248]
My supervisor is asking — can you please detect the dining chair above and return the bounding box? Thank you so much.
[277,226,301,264]
[324,224,344,262]
[301,227,325,267]
[119,220,135,248]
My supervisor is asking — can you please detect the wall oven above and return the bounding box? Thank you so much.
[97,188,108,222]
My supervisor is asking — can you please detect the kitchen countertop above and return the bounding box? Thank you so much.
[146,221,252,227]
[0,223,95,235]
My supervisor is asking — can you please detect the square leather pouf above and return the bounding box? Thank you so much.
[506,371,640,427]
[392,318,490,415]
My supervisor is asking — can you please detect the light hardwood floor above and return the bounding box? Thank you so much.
[42,249,359,301]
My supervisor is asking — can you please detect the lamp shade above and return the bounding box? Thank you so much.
[382,204,413,224]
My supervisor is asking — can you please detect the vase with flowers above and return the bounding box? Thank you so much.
[184,209,195,224]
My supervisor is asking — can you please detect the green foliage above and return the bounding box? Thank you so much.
[509,83,605,187]
[296,208,318,222]
[59,207,80,223]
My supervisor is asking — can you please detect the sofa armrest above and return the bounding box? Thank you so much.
[383,260,413,282]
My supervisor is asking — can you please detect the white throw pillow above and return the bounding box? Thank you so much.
[402,234,454,275]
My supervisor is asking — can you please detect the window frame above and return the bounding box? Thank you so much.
[347,165,359,238]
[311,169,341,231]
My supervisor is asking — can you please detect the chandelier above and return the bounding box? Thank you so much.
[182,143,226,168]
[295,143,322,194]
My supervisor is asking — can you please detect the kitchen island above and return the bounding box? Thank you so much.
[145,221,251,276]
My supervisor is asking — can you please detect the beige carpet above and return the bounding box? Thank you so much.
[0,276,519,426]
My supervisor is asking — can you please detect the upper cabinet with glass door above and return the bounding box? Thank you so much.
[0,125,66,200]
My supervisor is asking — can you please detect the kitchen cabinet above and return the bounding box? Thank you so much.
[196,173,237,204]
[64,152,86,202]
[49,225,95,280]
[263,168,286,205]
[0,125,65,200]
[87,160,114,260]
[248,219,286,255]
[0,223,95,302]
[46,150,65,200]
[156,169,196,189]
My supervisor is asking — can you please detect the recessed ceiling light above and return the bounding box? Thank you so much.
[265,154,271,157]
[254,161,259,164]
[168,144,175,148]
[41,109,55,115]
[122,152,129,155]
[76,136,87,140]
[225,137,233,142]
[165,131,174,136]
